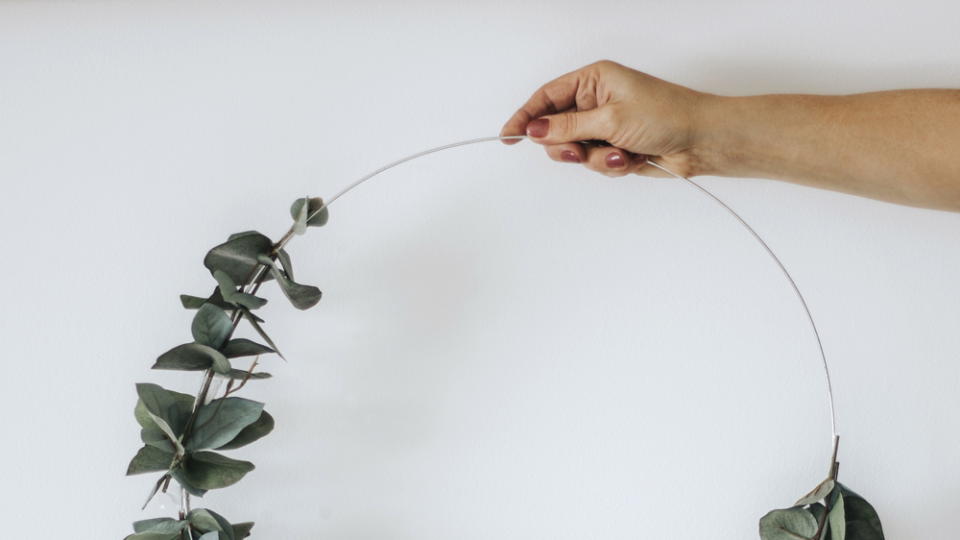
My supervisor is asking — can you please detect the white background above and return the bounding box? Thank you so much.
[2,1,959,538]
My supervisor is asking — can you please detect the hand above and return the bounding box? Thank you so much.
[500,61,717,178]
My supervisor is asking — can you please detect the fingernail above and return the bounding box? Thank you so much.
[631,154,648,165]
[606,153,624,168]
[561,151,580,163]
[527,118,549,138]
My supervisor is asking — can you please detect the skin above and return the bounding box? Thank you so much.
[500,60,960,212]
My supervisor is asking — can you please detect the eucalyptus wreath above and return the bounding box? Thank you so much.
[123,138,885,540]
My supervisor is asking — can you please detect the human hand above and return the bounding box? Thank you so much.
[500,61,717,178]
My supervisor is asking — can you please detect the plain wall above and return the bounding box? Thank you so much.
[2,1,959,538]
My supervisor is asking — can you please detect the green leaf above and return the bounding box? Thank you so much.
[192,304,233,350]
[277,248,294,281]
[185,397,264,452]
[223,369,272,380]
[239,307,283,359]
[187,508,236,540]
[845,521,884,540]
[182,288,265,322]
[222,338,275,359]
[759,506,818,540]
[216,410,274,451]
[133,518,190,534]
[169,467,208,498]
[828,491,845,540]
[182,451,255,490]
[123,533,181,540]
[142,474,168,510]
[290,196,329,227]
[127,445,175,476]
[136,383,183,444]
[231,523,254,539]
[796,478,835,506]
[257,253,322,310]
[135,390,195,433]
[204,231,274,285]
[197,533,220,540]
[153,343,231,374]
[293,196,309,235]
[214,270,268,310]
[836,484,884,539]
[141,425,176,453]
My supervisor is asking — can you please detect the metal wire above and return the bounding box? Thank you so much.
[274,134,838,446]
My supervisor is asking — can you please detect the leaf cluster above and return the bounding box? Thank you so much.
[127,199,329,538]
[760,478,885,540]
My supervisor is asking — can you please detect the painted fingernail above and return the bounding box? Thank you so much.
[527,118,549,138]
[631,154,648,164]
[606,153,625,168]
[561,151,580,163]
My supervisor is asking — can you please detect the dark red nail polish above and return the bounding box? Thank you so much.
[606,153,624,168]
[631,154,648,164]
[527,118,549,138]
[561,151,580,163]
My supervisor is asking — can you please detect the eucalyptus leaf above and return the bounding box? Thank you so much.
[222,369,272,380]
[123,532,181,540]
[197,533,220,540]
[796,478,835,506]
[127,445,175,476]
[293,196,309,235]
[187,508,235,540]
[142,474,168,510]
[845,521,884,540]
[184,397,264,452]
[192,304,233,350]
[277,248,294,281]
[807,502,826,523]
[141,425,176,453]
[828,491,845,540]
[203,231,274,285]
[239,307,283,359]
[182,451,255,490]
[257,253,322,310]
[214,270,268,310]
[836,484,884,539]
[216,410,274,451]
[133,518,190,534]
[182,288,265,322]
[153,343,231,374]
[222,338,275,359]
[135,390,194,433]
[136,383,182,441]
[230,523,254,539]
[759,506,818,540]
[290,196,329,227]
[169,467,208,498]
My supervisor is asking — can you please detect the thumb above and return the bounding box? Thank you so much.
[525,106,614,145]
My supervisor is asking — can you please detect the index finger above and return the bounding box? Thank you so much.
[499,66,595,144]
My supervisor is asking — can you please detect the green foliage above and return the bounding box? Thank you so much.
[239,306,283,359]
[290,196,329,227]
[256,253,322,310]
[182,451,255,490]
[216,411,275,451]
[188,508,236,540]
[759,481,884,540]
[185,398,264,452]
[182,288,265,322]
[153,343,231,374]
[192,304,233,350]
[133,518,190,535]
[222,338,275,359]
[276,248,294,281]
[214,270,268,310]
[203,231,274,285]
[126,445,175,476]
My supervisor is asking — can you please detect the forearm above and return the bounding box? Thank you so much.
[697,90,960,211]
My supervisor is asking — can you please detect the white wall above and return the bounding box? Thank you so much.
[2,1,959,538]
